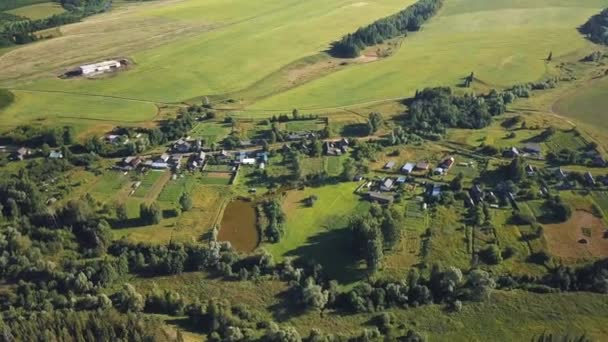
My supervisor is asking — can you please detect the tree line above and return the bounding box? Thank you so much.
[0,0,112,47]
[330,0,444,58]
[580,8,608,46]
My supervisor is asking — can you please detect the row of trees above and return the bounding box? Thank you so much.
[330,0,444,57]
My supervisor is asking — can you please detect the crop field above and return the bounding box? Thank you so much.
[543,130,588,154]
[554,77,608,130]
[4,2,65,20]
[251,0,604,110]
[267,182,368,283]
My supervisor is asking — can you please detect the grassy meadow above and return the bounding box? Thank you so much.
[265,182,369,283]
[554,76,608,130]
[4,2,65,20]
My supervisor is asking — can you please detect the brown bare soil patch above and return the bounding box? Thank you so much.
[544,210,608,259]
[218,200,259,252]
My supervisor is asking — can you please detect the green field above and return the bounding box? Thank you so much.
[250,0,604,110]
[5,2,65,20]
[189,122,230,144]
[266,182,368,283]
[554,77,608,130]
[157,176,194,204]
[133,171,164,198]
[0,0,411,126]
[0,0,48,11]
[544,130,588,153]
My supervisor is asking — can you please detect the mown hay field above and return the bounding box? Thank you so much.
[250,0,605,110]
[0,0,412,128]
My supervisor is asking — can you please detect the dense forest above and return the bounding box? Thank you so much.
[0,0,111,46]
[330,0,443,58]
[580,8,608,45]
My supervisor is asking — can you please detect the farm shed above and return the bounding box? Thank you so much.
[79,60,121,75]
[380,178,394,192]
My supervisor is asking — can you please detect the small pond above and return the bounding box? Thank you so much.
[218,199,259,253]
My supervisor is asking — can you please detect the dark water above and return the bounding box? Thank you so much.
[218,200,259,252]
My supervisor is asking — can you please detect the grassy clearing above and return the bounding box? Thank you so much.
[5,2,65,20]
[284,120,321,132]
[91,171,130,196]
[266,182,368,283]
[189,122,230,144]
[251,0,603,109]
[554,76,608,130]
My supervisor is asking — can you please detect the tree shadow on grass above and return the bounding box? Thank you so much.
[284,227,366,285]
[341,123,369,137]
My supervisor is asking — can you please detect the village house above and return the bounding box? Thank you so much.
[380,178,394,192]
[526,165,535,176]
[401,162,415,174]
[415,161,430,171]
[585,172,596,186]
[173,139,192,153]
[49,150,63,159]
[156,153,170,163]
[470,184,483,203]
[106,134,128,145]
[11,147,30,161]
[120,156,142,170]
[523,143,542,155]
[503,147,520,158]
[384,161,396,170]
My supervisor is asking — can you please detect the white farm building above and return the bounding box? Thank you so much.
[79,60,121,75]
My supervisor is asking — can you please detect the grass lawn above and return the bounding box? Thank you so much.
[266,182,368,283]
[250,0,603,110]
[90,171,131,201]
[5,2,65,20]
